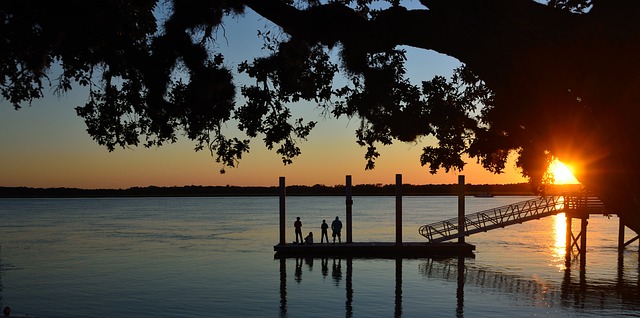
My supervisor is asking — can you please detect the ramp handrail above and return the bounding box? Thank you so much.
[418,196,565,243]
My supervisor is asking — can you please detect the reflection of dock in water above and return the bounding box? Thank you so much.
[0,244,3,310]
[419,258,640,310]
[278,254,640,317]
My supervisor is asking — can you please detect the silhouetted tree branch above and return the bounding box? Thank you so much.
[3,0,640,232]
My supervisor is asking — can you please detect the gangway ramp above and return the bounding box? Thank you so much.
[419,196,565,243]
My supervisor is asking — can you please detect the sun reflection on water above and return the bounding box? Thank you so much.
[551,213,567,270]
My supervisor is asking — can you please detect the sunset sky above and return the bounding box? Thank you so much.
[0,7,530,189]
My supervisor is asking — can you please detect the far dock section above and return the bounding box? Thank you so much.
[274,175,475,258]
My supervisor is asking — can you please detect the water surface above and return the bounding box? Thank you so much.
[0,196,638,317]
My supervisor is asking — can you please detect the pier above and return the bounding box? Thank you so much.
[274,175,476,258]
[274,242,475,258]
[418,190,639,266]
[274,174,640,261]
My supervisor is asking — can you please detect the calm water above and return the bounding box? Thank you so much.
[0,196,639,317]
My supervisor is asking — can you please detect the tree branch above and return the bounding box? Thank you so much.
[242,0,431,53]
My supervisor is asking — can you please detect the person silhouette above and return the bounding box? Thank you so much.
[331,216,343,243]
[304,231,314,245]
[320,219,329,243]
[294,217,303,244]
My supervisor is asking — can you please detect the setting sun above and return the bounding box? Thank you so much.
[549,160,580,184]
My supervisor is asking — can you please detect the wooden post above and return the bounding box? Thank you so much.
[458,175,465,243]
[396,174,403,246]
[346,175,353,244]
[580,217,588,267]
[618,216,625,251]
[565,214,572,265]
[279,176,286,245]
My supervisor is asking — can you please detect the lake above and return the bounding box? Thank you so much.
[0,196,638,317]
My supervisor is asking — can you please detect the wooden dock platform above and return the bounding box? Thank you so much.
[274,175,476,259]
[273,242,476,258]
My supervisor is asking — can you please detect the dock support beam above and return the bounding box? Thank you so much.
[565,214,588,268]
[458,175,465,243]
[346,175,353,244]
[396,174,403,246]
[565,215,572,265]
[618,216,640,251]
[279,176,286,245]
[618,217,625,251]
[579,217,588,267]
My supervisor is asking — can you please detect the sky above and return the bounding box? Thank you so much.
[0,6,530,189]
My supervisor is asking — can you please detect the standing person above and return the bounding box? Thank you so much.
[320,219,329,243]
[331,216,343,244]
[294,217,303,244]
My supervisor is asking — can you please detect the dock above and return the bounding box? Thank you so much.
[274,174,639,265]
[275,175,475,258]
[274,242,475,258]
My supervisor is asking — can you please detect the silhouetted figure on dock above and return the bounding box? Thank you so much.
[3,306,10,316]
[294,217,303,244]
[304,231,314,245]
[331,216,343,243]
[320,219,329,243]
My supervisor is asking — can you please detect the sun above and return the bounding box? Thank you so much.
[549,160,580,184]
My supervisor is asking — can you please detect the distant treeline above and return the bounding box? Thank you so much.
[0,183,537,198]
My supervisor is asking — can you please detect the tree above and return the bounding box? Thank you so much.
[3,0,640,233]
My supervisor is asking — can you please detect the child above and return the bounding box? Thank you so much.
[304,231,314,245]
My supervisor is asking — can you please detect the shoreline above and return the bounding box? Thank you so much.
[0,183,579,198]
[0,183,577,198]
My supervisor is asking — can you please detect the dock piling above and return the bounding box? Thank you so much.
[279,176,286,245]
[346,175,353,244]
[565,215,572,265]
[580,217,588,267]
[458,175,465,243]
[273,174,476,258]
[618,217,625,251]
[396,174,403,246]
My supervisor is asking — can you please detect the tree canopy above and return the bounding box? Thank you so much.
[3,0,640,232]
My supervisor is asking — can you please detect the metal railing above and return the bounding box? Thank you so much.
[563,196,608,215]
[418,196,567,243]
